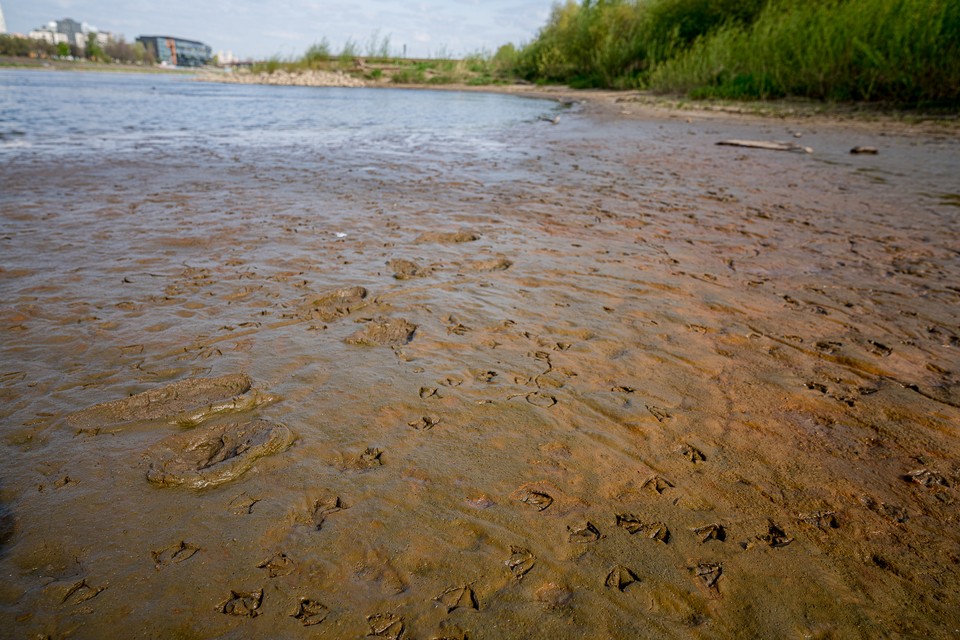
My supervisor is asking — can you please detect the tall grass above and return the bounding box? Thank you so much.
[515,0,764,88]
[514,0,960,105]
[649,0,960,104]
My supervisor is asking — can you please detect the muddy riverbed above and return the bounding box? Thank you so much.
[1,77,959,638]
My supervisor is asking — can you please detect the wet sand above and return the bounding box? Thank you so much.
[1,91,960,639]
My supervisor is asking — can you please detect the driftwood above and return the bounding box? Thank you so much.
[717,139,813,154]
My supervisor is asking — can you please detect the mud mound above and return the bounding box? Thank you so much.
[387,258,429,280]
[414,230,480,244]
[345,318,417,346]
[65,374,274,431]
[465,257,512,272]
[145,419,295,489]
[300,286,368,321]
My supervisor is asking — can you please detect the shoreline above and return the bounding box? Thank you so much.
[195,65,960,134]
[5,58,957,134]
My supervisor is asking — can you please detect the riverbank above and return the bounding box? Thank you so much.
[2,71,959,638]
[194,66,960,134]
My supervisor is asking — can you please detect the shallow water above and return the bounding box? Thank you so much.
[2,70,960,639]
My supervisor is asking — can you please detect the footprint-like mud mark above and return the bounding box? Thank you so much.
[65,373,273,431]
[367,613,404,639]
[693,524,726,543]
[388,258,429,280]
[258,552,295,578]
[219,589,263,617]
[346,318,417,346]
[303,494,345,530]
[435,585,479,613]
[418,387,440,399]
[568,521,603,543]
[642,475,675,494]
[506,546,535,580]
[525,392,557,408]
[145,419,295,489]
[799,510,839,530]
[517,488,553,512]
[299,286,368,322]
[292,598,329,626]
[415,230,480,244]
[692,562,722,595]
[754,521,793,548]
[605,565,639,591]
[862,496,909,522]
[152,541,200,568]
[678,443,706,463]
[471,370,498,383]
[408,415,441,430]
[446,318,471,335]
[903,468,949,488]
[615,514,670,543]
[354,447,384,470]
[60,579,106,606]
[229,492,261,515]
[645,405,671,423]
[357,548,407,595]
[511,482,584,516]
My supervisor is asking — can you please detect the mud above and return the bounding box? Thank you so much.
[64,373,274,431]
[345,317,418,347]
[145,419,296,488]
[1,91,960,639]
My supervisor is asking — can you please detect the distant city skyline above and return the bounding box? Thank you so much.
[2,1,556,60]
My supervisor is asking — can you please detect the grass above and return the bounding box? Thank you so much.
[511,0,960,106]
[649,0,960,105]
[241,2,959,107]
[246,39,518,86]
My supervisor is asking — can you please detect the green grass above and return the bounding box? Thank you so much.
[650,0,960,104]
[511,0,960,106]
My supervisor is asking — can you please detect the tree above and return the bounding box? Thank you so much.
[57,42,71,58]
[86,32,106,62]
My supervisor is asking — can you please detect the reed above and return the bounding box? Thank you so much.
[513,0,960,105]
[649,0,960,104]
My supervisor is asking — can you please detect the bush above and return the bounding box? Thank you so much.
[649,0,960,104]
[510,0,960,105]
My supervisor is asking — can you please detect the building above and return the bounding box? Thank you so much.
[136,36,211,67]
[26,17,109,50]
[0,3,7,34]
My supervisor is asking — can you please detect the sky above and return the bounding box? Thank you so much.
[2,1,557,60]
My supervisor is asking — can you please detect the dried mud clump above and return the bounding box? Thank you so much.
[345,318,417,346]
[65,373,266,431]
[415,230,480,244]
[145,419,296,489]
[387,258,428,280]
[466,257,512,272]
[300,286,368,321]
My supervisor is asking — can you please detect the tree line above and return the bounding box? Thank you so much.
[0,34,155,65]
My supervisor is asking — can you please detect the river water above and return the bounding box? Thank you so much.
[1,69,960,639]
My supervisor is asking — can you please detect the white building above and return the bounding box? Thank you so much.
[27,18,112,51]
[0,3,7,34]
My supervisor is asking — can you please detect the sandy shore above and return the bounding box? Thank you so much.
[1,81,959,638]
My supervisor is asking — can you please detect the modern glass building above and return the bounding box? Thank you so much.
[136,35,211,67]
